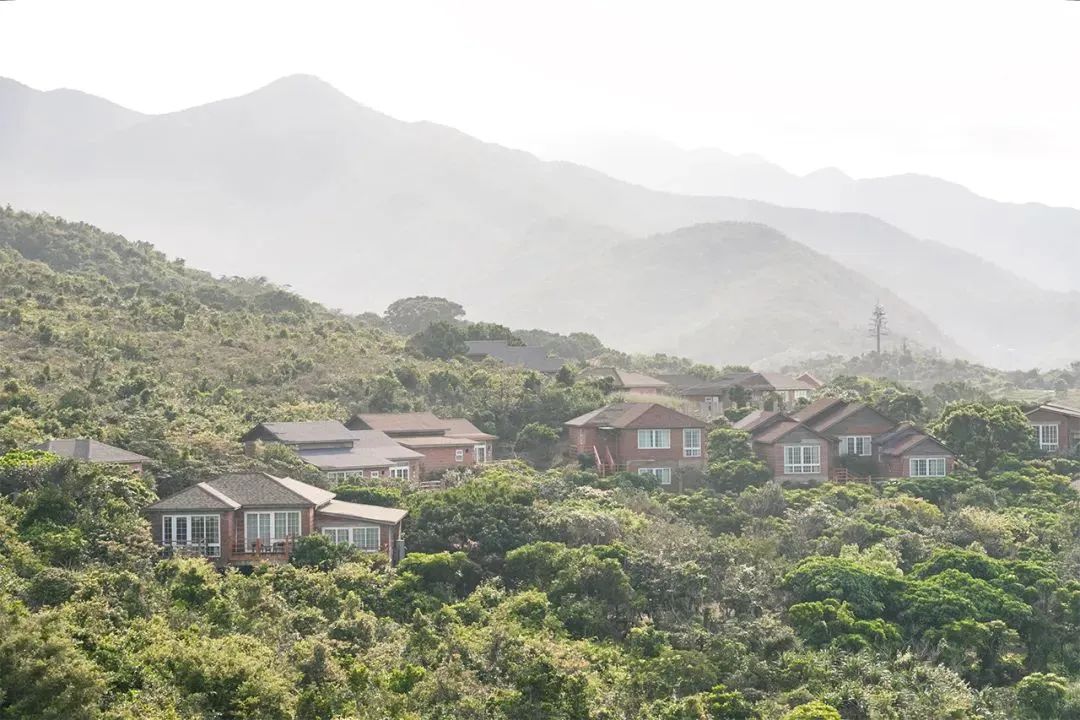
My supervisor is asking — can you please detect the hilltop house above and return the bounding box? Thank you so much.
[658,371,818,417]
[578,367,670,395]
[565,402,706,490]
[346,412,496,475]
[1026,402,1080,456]
[34,438,150,472]
[145,472,408,566]
[464,340,566,374]
[241,421,423,485]
[736,397,955,483]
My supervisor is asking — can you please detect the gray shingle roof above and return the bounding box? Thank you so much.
[465,340,566,373]
[298,431,422,470]
[241,421,356,444]
[565,402,705,429]
[348,412,450,434]
[201,472,328,507]
[35,438,150,464]
[146,482,240,511]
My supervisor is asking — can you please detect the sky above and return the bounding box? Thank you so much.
[2,0,1079,207]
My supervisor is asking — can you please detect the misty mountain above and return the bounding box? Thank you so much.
[1,75,1075,368]
[505,222,962,368]
[548,136,1080,294]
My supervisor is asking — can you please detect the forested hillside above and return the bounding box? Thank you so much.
[5,208,1080,719]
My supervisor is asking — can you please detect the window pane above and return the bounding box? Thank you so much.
[175,516,188,544]
[163,516,173,544]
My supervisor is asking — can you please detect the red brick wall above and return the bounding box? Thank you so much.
[418,445,476,474]
[754,434,831,484]
[613,427,705,471]
[883,453,956,478]
[1028,409,1080,456]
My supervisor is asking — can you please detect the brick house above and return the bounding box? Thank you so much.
[578,367,671,395]
[735,410,833,484]
[34,438,151,472]
[345,412,497,476]
[564,402,707,490]
[658,371,817,417]
[737,397,956,482]
[1026,403,1080,456]
[241,421,423,486]
[145,472,408,566]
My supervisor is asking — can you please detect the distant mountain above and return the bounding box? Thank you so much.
[506,222,962,368]
[1,75,1075,368]
[547,136,1080,294]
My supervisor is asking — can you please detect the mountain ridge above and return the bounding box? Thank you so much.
[2,74,1075,368]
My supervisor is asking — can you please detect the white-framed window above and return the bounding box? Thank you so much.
[793,390,811,400]
[1072,431,1080,452]
[909,457,947,477]
[389,464,410,480]
[369,470,382,477]
[683,428,702,457]
[322,526,382,552]
[838,436,873,457]
[1033,423,1060,451]
[638,467,672,485]
[326,469,365,485]
[455,448,465,462]
[783,444,821,474]
[637,429,671,449]
[245,510,301,552]
[474,444,488,463]
[163,514,221,557]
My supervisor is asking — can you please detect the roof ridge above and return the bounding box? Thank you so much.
[196,482,241,509]
[263,472,331,506]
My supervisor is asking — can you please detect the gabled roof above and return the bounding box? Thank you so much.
[1028,403,1080,420]
[202,472,332,508]
[348,412,451,435]
[733,409,782,433]
[580,367,669,389]
[146,482,242,512]
[241,421,355,445]
[791,397,847,426]
[796,372,824,389]
[35,438,150,464]
[565,402,705,429]
[464,340,566,373]
[443,418,498,441]
[394,435,477,448]
[877,423,952,456]
[317,499,409,524]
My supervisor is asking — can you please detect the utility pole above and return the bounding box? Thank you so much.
[868,302,889,354]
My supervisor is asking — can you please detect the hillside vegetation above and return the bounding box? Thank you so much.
[3,207,1080,719]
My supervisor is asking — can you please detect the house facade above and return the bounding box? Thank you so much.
[241,421,422,485]
[565,402,707,490]
[34,438,151,472]
[737,398,956,483]
[579,367,671,395]
[658,371,818,418]
[346,412,496,477]
[145,472,408,566]
[1026,403,1080,456]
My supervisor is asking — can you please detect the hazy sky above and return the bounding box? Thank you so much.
[3,0,1079,207]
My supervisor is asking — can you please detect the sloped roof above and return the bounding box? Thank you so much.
[146,482,241,511]
[757,373,817,391]
[796,372,824,389]
[877,423,952,456]
[791,397,847,425]
[317,499,408,524]
[464,340,565,373]
[754,419,806,444]
[565,402,704,429]
[734,409,780,432]
[241,421,355,444]
[299,429,422,468]
[35,438,150,464]
[348,412,450,434]
[394,435,477,448]
[443,418,498,441]
[1029,403,1080,420]
[580,367,669,389]
[202,472,330,507]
